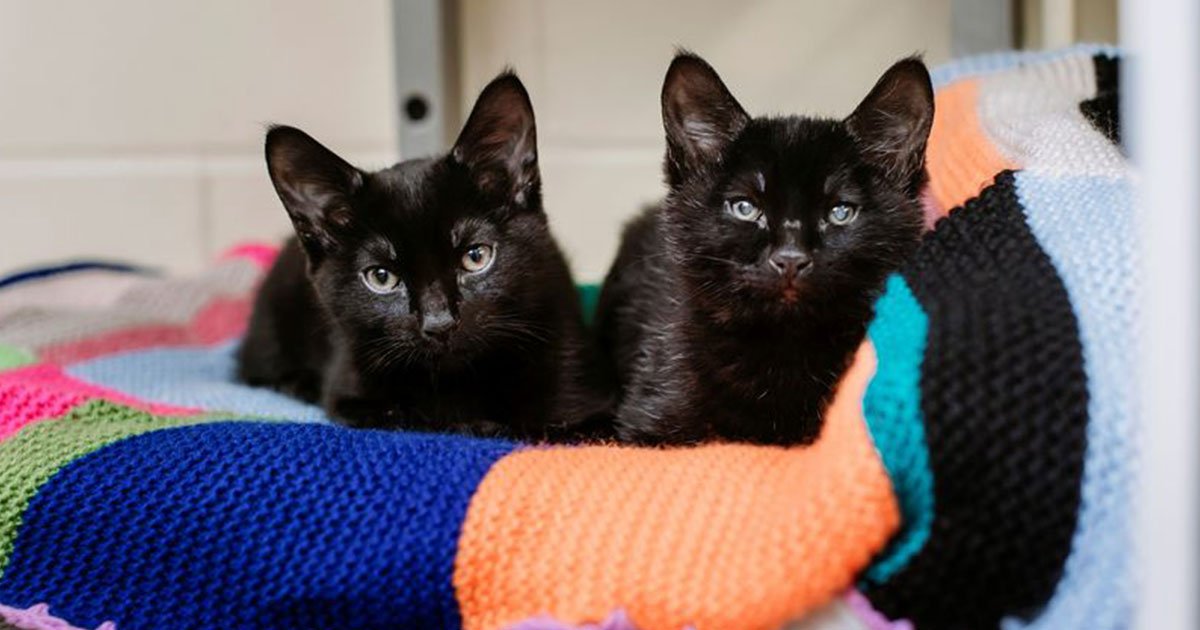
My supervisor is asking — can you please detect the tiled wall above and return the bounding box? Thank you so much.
[0,0,953,281]
[0,0,398,274]
[459,0,953,280]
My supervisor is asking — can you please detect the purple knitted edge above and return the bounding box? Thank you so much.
[0,603,115,630]
[1,593,904,629]
[844,591,914,630]
[501,592,912,630]
[504,610,661,630]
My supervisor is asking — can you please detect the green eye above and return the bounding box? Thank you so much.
[828,204,858,226]
[726,199,763,222]
[461,243,495,273]
[361,266,401,294]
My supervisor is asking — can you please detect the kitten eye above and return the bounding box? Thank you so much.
[726,199,763,223]
[361,266,401,294]
[461,243,495,273]
[827,204,859,226]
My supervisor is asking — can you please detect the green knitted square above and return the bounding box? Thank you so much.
[0,345,35,372]
[0,400,242,577]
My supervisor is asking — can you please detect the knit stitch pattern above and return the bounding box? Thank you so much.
[865,174,1089,628]
[859,277,933,585]
[0,47,1136,630]
[0,347,33,373]
[0,422,514,630]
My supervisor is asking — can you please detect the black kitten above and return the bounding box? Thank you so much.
[596,54,934,445]
[238,72,605,440]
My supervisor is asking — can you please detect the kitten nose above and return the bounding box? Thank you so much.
[420,310,457,340]
[418,285,458,341]
[768,248,812,277]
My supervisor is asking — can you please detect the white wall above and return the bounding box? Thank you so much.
[0,1,957,281]
[0,0,398,274]
[460,0,953,280]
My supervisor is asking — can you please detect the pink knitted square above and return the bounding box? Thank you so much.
[0,364,197,442]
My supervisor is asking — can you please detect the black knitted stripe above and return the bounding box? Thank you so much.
[1080,54,1122,148]
[865,172,1089,629]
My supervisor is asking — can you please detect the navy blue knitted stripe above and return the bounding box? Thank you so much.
[0,421,515,630]
[0,261,152,291]
[866,172,1089,628]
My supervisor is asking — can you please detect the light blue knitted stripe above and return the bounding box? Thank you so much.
[931,43,1121,88]
[861,274,934,583]
[1002,173,1137,630]
[66,342,330,423]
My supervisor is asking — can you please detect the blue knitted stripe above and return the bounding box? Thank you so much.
[67,343,330,423]
[1002,173,1137,630]
[0,261,151,291]
[0,421,515,630]
[861,274,934,584]
[929,43,1120,88]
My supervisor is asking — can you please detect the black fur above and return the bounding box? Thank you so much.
[597,53,934,445]
[238,72,607,440]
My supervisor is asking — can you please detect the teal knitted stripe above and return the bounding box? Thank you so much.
[577,284,601,327]
[861,274,935,584]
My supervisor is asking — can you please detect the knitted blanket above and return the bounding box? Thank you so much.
[0,46,1133,630]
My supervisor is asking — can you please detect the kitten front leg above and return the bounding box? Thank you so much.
[320,348,406,429]
[328,396,406,430]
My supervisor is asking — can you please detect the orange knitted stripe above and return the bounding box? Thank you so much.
[925,80,1018,214]
[454,343,899,630]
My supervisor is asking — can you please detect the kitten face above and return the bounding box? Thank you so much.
[306,160,554,365]
[265,73,555,367]
[661,54,933,325]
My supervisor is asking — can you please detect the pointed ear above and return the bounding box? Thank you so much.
[265,125,364,263]
[845,57,935,195]
[451,72,540,210]
[661,52,750,187]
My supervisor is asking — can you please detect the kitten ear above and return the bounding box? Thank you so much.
[452,71,540,210]
[265,125,364,263]
[845,57,935,194]
[661,52,750,186]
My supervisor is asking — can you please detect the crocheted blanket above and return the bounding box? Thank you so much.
[0,46,1132,630]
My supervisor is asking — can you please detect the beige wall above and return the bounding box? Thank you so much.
[1021,0,1120,48]
[30,1,1141,283]
[461,0,954,280]
[0,0,398,275]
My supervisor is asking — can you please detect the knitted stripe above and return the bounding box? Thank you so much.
[924,80,1019,213]
[1002,174,1136,630]
[929,44,1121,88]
[860,275,933,583]
[37,296,252,365]
[577,284,601,326]
[0,271,149,322]
[455,344,899,630]
[0,421,515,629]
[0,365,197,443]
[66,344,328,423]
[218,242,279,269]
[0,258,260,351]
[843,591,912,630]
[0,263,148,292]
[866,173,1090,628]
[1079,54,1121,146]
[0,348,33,373]
[504,610,641,630]
[0,602,115,630]
[976,53,1124,178]
[0,401,217,578]
[502,591,910,630]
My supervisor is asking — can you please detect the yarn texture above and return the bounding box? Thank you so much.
[0,46,1136,630]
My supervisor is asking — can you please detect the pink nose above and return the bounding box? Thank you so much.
[768,249,812,277]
